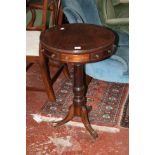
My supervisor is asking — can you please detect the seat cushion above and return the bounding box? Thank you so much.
[26,31,41,56]
[116,31,129,46]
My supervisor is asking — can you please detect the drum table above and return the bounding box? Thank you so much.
[40,23,115,139]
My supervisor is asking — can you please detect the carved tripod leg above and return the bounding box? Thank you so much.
[53,104,74,127]
[86,105,92,113]
[81,106,98,139]
[53,64,97,139]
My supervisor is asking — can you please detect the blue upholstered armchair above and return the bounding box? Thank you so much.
[61,0,129,83]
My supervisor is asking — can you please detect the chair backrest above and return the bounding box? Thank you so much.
[96,0,116,24]
[61,0,102,25]
[26,0,48,31]
[103,0,116,19]
[26,0,62,31]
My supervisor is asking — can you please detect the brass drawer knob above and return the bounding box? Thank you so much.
[112,44,116,51]
[107,50,111,54]
[51,54,56,58]
[95,54,100,58]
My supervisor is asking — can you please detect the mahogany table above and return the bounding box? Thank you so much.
[40,23,115,139]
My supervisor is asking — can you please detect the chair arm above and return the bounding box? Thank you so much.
[26,26,42,31]
[112,0,129,6]
[26,7,36,28]
[63,7,84,23]
[105,18,129,25]
[26,7,43,31]
[119,0,129,3]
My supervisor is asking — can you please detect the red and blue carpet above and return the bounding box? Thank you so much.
[27,64,129,133]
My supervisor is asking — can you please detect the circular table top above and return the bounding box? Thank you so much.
[40,23,115,54]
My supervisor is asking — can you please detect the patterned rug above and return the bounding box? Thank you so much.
[27,64,129,128]
[41,79,128,127]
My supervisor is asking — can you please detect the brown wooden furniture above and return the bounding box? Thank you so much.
[26,0,70,102]
[26,0,63,26]
[40,24,115,138]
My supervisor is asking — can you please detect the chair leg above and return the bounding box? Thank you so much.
[26,62,34,71]
[39,49,56,102]
[86,75,92,86]
[63,63,71,80]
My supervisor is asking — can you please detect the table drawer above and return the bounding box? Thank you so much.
[50,53,59,60]
[90,49,112,61]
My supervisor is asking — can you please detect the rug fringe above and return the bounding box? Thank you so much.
[31,114,120,133]
[117,85,129,126]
